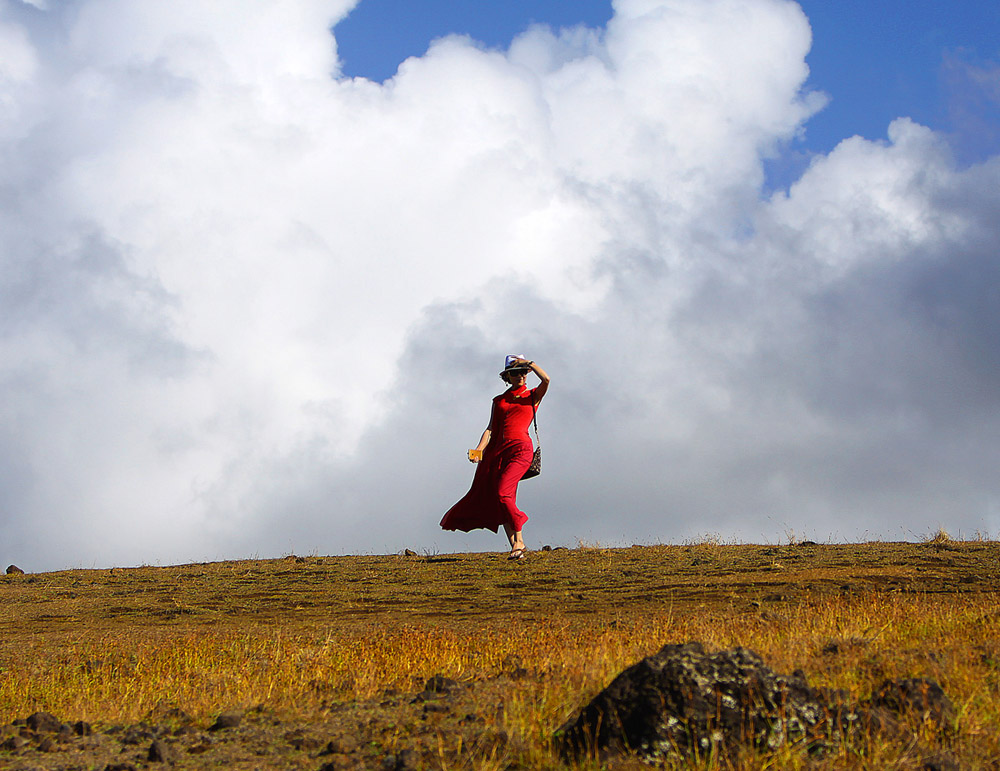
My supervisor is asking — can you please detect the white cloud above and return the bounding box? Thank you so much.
[0,0,998,570]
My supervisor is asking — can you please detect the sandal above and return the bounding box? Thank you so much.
[507,548,526,561]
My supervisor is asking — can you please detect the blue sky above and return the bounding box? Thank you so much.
[336,0,1000,162]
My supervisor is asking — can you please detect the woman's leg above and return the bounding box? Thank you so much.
[502,523,525,551]
[497,447,531,554]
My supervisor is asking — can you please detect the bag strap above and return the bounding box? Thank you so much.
[530,395,540,448]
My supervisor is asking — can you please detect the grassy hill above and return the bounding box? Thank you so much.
[1,540,998,768]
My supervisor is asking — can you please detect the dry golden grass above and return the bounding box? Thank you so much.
[1,541,998,769]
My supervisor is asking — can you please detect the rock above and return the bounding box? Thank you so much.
[208,711,243,731]
[145,704,193,728]
[556,641,954,763]
[411,673,464,702]
[318,757,353,771]
[121,722,156,745]
[821,637,868,656]
[283,729,322,751]
[0,734,28,751]
[382,748,420,770]
[380,749,421,771]
[186,739,213,754]
[541,545,552,551]
[321,735,359,755]
[5,564,24,575]
[26,712,64,733]
[148,738,172,762]
[74,720,93,736]
[423,674,460,694]
[921,751,961,771]
[557,642,826,762]
[403,548,418,557]
[870,678,953,727]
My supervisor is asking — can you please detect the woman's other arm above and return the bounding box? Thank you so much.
[471,401,495,463]
[469,428,491,463]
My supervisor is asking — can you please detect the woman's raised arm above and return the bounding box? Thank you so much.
[513,358,550,404]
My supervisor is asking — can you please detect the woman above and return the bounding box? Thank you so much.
[440,355,551,559]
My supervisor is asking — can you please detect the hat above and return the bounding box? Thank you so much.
[500,354,530,376]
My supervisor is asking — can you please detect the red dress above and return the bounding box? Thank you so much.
[440,386,538,533]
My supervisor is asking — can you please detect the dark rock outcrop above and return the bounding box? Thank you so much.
[148,738,172,762]
[556,641,952,763]
[209,711,243,731]
[870,677,953,726]
[26,711,64,734]
[74,720,93,736]
[5,564,24,575]
[556,642,824,761]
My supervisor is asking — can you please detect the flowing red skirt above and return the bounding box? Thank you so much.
[440,439,532,533]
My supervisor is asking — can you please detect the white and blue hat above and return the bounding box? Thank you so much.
[501,354,530,376]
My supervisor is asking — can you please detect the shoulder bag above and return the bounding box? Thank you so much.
[521,399,541,480]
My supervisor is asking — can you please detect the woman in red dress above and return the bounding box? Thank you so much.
[440,356,551,559]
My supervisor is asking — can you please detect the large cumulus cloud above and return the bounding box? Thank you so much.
[0,0,998,570]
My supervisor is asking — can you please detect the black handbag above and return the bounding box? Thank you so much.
[521,400,541,480]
